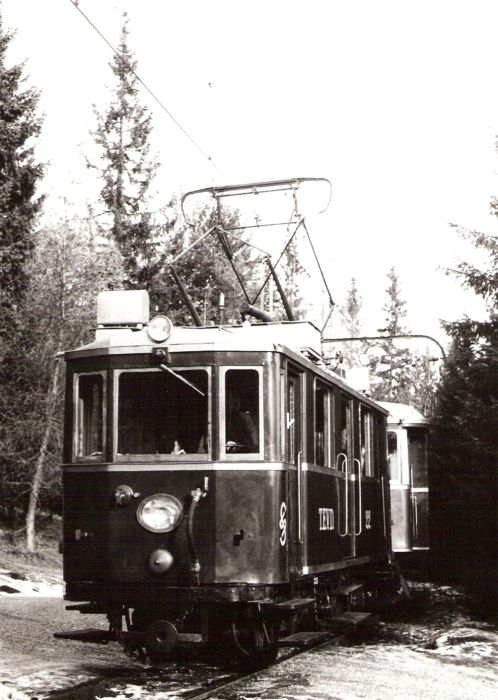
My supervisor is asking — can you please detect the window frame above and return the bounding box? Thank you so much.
[314,378,333,468]
[113,366,211,463]
[335,392,352,471]
[387,429,401,483]
[219,366,264,461]
[73,371,107,463]
[360,405,375,476]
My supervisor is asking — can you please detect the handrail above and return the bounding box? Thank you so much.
[297,451,303,544]
[412,494,418,540]
[336,452,348,537]
[381,476,387,538]
[353,458,363,536]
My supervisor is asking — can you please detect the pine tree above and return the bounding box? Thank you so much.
[0,18,43,347]
[89,13,162,291]
[431,225,498,603]
[340,277,365,371]
[157,202,256,325]
[369,267,412,402]
[0,15,43,525]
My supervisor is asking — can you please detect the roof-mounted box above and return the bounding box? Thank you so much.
[97,290,150,327]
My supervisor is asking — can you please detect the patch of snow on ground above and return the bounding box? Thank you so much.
[0,682,30,700]
[0,570,62,597]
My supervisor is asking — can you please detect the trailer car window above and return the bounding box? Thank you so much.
[387,431,399,481]
[407,427,428,487]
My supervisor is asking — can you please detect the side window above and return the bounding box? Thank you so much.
[224,369,260,454]
[387,431,400,481]
[75,373,104,460]
[360,406,374,475]
[336,394,351,468]
[315,381,330,467]
[407,427,428,487]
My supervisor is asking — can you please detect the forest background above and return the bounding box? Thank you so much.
[0,9,496,604]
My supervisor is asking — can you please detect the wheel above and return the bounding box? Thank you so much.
[230,617,278,670]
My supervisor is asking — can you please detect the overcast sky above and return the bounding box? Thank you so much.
[3,0,498,345]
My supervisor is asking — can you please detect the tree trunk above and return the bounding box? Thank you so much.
[25,358,62,552]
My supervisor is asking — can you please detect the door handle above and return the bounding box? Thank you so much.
[381,475,387,538]
[336,452,348,537]
[297,450,303,544]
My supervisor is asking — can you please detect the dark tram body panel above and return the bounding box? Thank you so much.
[58,290,400,663]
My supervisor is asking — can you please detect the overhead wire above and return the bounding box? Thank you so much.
[68,0,222,176]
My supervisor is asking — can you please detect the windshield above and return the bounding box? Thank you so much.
[117,369,209,457]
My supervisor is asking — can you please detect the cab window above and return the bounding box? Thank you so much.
[117,369,209,457]
[223,369,261,455]
[75,373,105,460]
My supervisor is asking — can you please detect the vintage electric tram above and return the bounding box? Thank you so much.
[57,179,402,665]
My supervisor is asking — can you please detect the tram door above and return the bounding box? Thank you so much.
[286,368,304,574]
[336,393,356,558]
[355,405,386,557]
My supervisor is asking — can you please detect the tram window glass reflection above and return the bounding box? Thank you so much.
[408,427,428,487]
[225,369,260,454]
[117,370,208,456]
[387,431,399,481]
[287,375,297,464]
[76,373,104,459]
[336,395,351,469]
[360,407,374,475]
[315,382,329,467]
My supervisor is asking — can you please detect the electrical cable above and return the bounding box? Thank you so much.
[69,0,222,175]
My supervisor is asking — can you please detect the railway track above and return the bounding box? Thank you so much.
[43,613,376,700]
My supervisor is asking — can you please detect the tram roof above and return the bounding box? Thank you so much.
[64,321,387,413]
[378,401,428,426]
[64,318,322,358]
[62,291,386,412]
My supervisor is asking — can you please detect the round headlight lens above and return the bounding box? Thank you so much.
[137,494,183,533]
[147,315,172,343]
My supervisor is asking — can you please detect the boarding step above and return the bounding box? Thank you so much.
[329,583,364,597]
[65,603,108,614]
[320,611,378,632]
[54,629,115,644]
[277,630,331,647]
[276,597,315,612]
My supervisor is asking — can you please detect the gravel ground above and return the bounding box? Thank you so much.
[0,576,496,700]
[212,585,498,700]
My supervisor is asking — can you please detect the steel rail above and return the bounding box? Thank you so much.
[42,623,361,700]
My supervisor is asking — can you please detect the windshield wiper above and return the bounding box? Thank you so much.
[159,364,206,397]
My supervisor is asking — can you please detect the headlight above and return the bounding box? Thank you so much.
[147,315,172,343]
[136,494,183,533]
